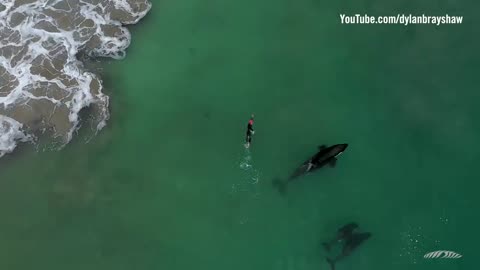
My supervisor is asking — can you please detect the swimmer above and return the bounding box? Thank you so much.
[245,114,255,148]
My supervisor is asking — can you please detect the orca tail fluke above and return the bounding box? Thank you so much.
[272,178,287,195]
[326,258,335,270]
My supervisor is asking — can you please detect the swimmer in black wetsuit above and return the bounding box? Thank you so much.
[245,114,255,148]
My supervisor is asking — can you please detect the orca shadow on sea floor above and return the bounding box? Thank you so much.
[321,222,372,270]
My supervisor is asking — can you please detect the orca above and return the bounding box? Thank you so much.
[322,222,359,251]
[273,144,348,193]
[326,232,371,270]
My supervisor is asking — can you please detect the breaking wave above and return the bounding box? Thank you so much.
[0,0,151,157]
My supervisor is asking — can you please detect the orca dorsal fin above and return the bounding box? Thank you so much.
[318,145,326,150]
[329,158,337,168]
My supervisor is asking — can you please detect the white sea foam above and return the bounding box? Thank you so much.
[0,0,152,158]
[0,115,32,157]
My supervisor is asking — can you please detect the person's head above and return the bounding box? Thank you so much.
[251,114,254,119]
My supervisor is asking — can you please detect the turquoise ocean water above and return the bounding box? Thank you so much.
[0,0,479,270]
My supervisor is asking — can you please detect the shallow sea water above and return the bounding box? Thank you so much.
[0,0,479,269]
